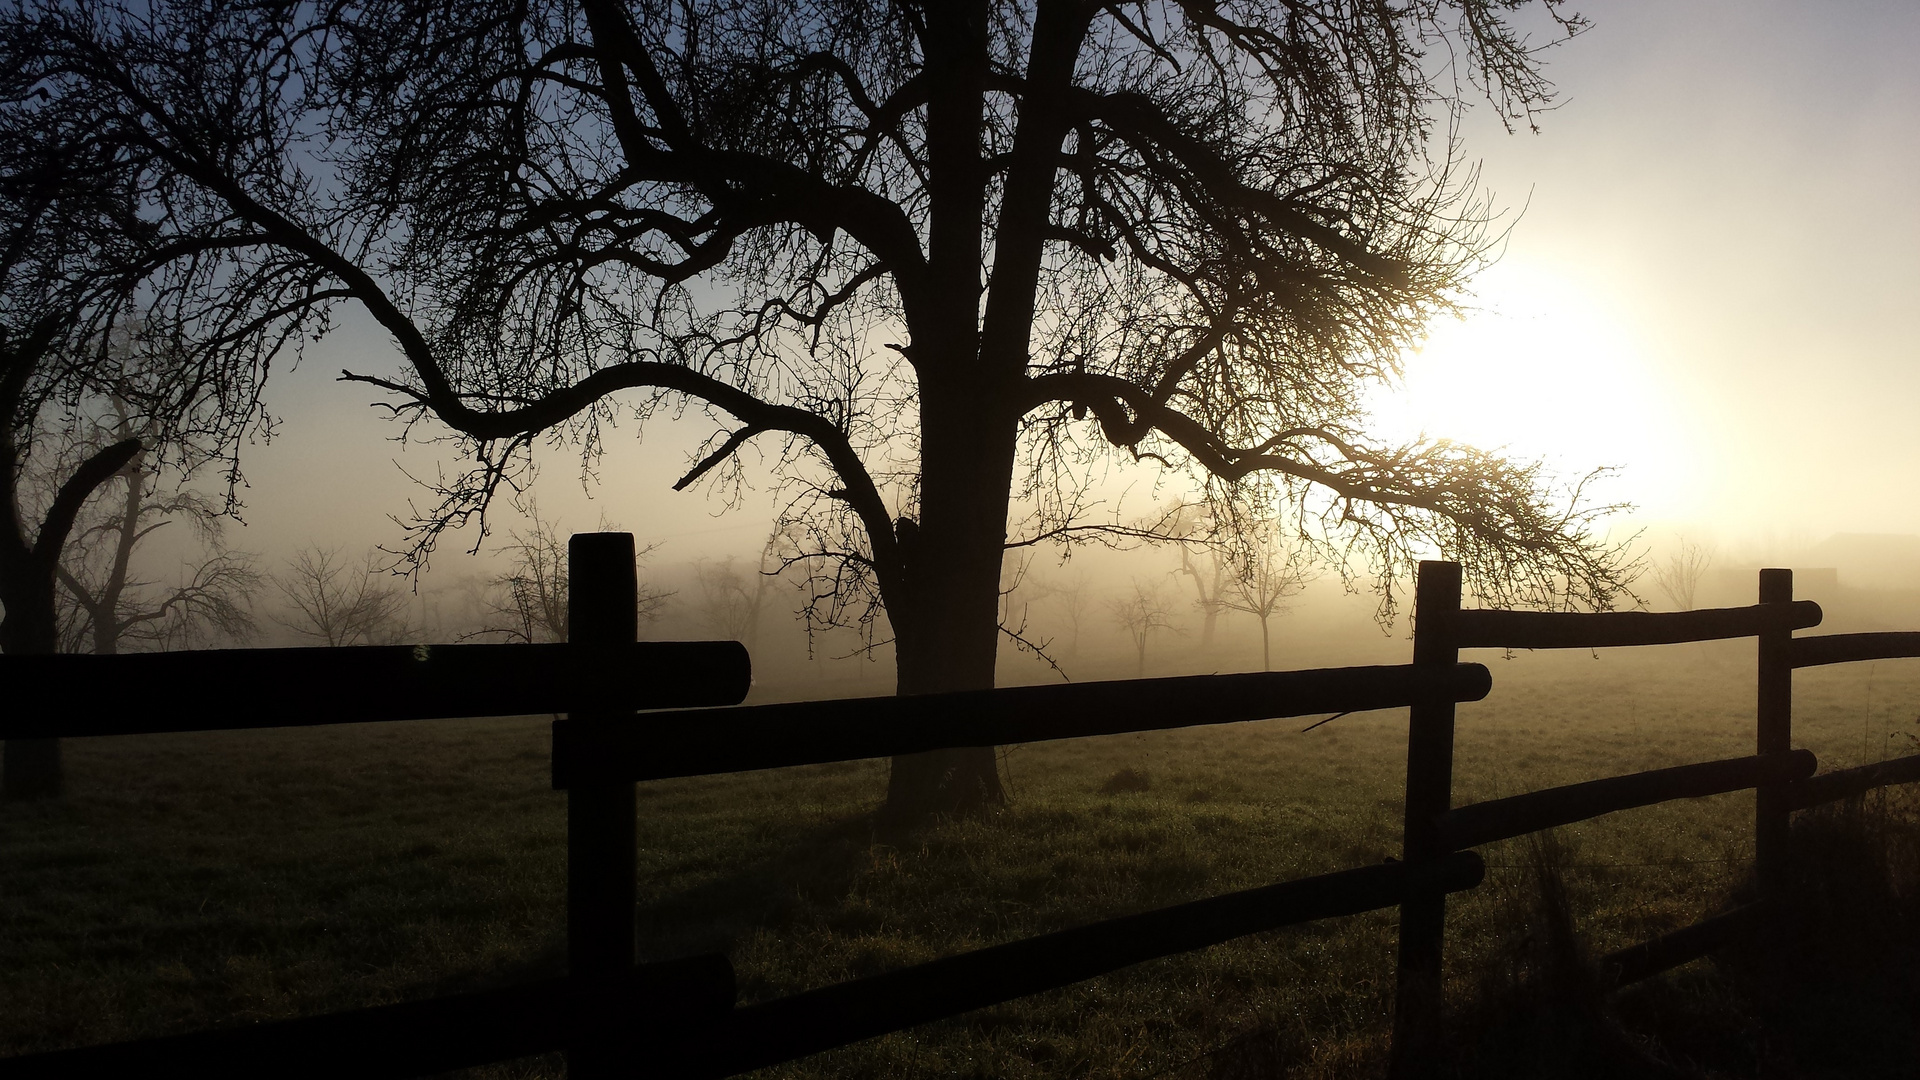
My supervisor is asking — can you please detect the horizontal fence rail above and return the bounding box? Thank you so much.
[1434,751,1817,851]
[0,956,735,1080]
[553,663,1492,787]
[698,853,1487,1078]
[0,641,750,739]
[1784,752,1920,812]
[0,857,1486,1080]
[1595,902,1772,993]
[1453,601,1822,652]
[1789,632,1920,669]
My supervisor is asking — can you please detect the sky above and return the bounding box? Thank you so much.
[230,0,1920,582]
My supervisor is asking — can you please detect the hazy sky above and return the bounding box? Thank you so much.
[233,0,1920,576]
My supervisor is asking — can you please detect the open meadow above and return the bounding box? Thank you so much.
[5,634,1920,1078]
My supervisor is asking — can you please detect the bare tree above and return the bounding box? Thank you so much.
[5,1,1636,817]
[1034,568,1093,660]
[51,399,259,654]
[692,550,772,649]
[272,548,411,647]
[0,118,275,799]
[1219,529,1312,671]
[1109,578,1179,678]
[471,507,670,644]
[1651,536,1715,612]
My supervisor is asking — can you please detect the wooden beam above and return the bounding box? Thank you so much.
[1784,753,1920,811]
[701,853,1486,1078]
[0,640,751,739]
[1453,601,1821,651]
[1435,751,1817,851]
[552,662,1493,787]
[1596,903,1771,992]
[1790,632,1920,669]
[0,956,733,1079]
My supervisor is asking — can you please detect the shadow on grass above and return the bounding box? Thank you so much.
[634,811,904,964]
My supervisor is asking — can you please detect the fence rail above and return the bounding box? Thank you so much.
[0,956,735,1080]
[0,640,751,739]
[1454,601,1822,651]
[1595,901,1773,992]
[1784,752,1920,811]
[13,547,1920,1080]
[1790,631,1920,669]
[553,662,1492,786]
[698,853,1486,1078]
[1434,751,1817,851]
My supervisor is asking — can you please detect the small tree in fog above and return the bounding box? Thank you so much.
[1651,537,1714,611]
[1034,569,1093,659]
[473,506,669,643]
[272,547,411,647]
[1220,530,1312,671]
[691,552,771,648]
[1109,578,1179,678]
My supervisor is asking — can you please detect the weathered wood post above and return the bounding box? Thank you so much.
[1389,560,1462,1077]
[1755,568,1793,895]
[566,532,638,1076]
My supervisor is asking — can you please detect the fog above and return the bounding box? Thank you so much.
[143,0,1920,681]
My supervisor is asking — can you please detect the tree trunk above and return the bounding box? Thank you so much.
[882,386,1014,821]
[1,575,62,800]
[1259,615,1272,672]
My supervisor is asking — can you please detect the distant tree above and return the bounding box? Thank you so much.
[4,1,1635,819]
[1219,528,1311,671]
[1166,506,1231,649]
[691,552,771,648]
[1034,568,1093,659]
[272,548,412,647]
[54,400,260,654]
[471,506,670,643]
[1109,578,1179,678]
[1651,537,1714,612]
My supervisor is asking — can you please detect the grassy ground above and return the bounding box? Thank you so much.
[4,642,1919,1077]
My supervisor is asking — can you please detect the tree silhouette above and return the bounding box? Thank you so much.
[1109,577,1179,677]
[0,94,275,798]
[692,548,775,651]
[2,1,1632,816]
[1651,536,1714,612]
[271,547,412,647]
[1218,527,1310,671]
[52,399,260,655]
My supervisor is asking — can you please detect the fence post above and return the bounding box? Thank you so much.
[1389,560,1462,1077]
[1755,568,1793,896]
[566,532,639,1077]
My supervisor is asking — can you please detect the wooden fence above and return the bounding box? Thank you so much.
[3,541,1919,1078]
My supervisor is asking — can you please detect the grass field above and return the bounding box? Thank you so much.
[4,639,1919,1077]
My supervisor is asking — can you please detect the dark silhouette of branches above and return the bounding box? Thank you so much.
[1651,536,1714,612]
[1109,577,1180,677]
[49,398,260,654]
[0,0,1622,815]
[271,547,411,647]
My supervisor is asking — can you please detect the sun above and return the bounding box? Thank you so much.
[1367,263,1689,518]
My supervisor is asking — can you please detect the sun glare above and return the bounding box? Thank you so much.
[1368,264,1690,519]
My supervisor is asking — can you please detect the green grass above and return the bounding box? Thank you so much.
[4,643,1920,1077]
